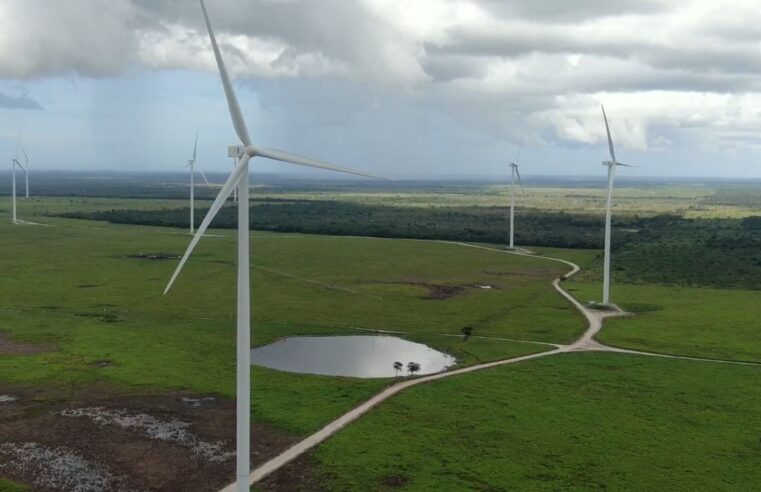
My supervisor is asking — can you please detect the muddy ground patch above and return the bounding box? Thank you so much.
[383,280,467,300]
[0,332,55,355]
[258,454,325,492]
[0,385,299,491]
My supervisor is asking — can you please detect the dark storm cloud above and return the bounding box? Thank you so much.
[0,89,41,109]
[0,0,139,79]
[2,0,761,171]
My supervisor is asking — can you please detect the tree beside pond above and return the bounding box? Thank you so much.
[407,362,421,376]
[393,361,403,376]
[461,326,474,340]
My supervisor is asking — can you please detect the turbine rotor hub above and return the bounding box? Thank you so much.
[228,145,248,159]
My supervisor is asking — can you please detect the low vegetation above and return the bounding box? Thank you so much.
[266,353,761,491]
[46,188,761,290]
[3,178,761,490]
[0,218,578,436]
[567,281,761,363]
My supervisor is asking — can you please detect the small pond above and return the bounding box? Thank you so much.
[251,335,456,378]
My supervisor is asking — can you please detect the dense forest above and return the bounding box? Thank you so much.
[53,200,761,290]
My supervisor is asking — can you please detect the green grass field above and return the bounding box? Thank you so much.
[567,281,761,363]
[3,187,760,490]
[0,214,581,436]
[0,478,27,492]
[287,353,761,491]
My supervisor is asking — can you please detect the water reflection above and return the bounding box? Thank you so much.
[251,335,456,378]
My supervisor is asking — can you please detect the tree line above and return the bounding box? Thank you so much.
[53,200,761,290]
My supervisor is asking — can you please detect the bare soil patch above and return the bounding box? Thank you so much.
[0,385,299,491]
[419,283,466,300]
[127,253,180,260]
[389,281,467,300]
[0,332,55,355]
[257,454,325,492]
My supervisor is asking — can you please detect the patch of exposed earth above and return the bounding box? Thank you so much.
[127,253,180,260]
[0,332,55,355]
[0,386,299,491]
[0,442,134,492]
[257,454,324,492]
[384,280,467,300]
[59,407,235,463]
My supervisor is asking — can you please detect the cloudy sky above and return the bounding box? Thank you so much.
[1,0,761,179]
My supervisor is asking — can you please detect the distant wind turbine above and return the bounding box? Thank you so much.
[163,2,383,490]
[600,105,634,305]
[184,131,210,234]
[9,137,23,223]
[21,150,29,198]
[508,140,526,250]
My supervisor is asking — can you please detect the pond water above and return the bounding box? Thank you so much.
[250,335,456,378]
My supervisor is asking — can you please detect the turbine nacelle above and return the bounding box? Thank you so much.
[603,161,635,168]
[228,145,246,159]
[509,162,525,195]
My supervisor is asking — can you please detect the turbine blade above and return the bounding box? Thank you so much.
[515,167,526,195]
[601,105,616,163]
[200,0,251,146]
[254,147,386,180]
[198,168,210,185]
[515,137,523,164]
[615,162,637,167]
[22,151,28,166]
[192,131,198,161]
[164,153,250,294]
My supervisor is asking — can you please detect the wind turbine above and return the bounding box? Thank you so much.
[21,150,29,198]
[185,131,210,234]
[9,137,23,223]
[164,2,382,490]
[508,141,525,250]
[600,105,633,305]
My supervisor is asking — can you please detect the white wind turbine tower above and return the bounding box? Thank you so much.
[164,2,383,490]
[507,141,525,250]
[21,150,29,198]
[600,105,633,305]
[185,131,210,234]
[9,137,23,223]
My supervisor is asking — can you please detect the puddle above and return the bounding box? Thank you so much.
[181,397,217,408]
[0,395,18,404]
[251,335,456,378]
